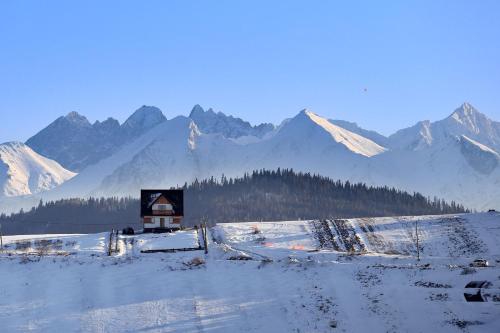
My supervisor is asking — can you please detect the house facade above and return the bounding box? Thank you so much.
[141,189,184,232]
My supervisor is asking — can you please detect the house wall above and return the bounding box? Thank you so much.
[152,197,174,215]
[143,216,182,229]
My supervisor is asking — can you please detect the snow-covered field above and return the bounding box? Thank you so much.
[1,213,499,332]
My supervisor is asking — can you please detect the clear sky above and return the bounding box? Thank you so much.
[1,0,499,143]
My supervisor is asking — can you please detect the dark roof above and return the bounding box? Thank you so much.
[140,189,184,217]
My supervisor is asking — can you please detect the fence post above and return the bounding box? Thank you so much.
[202,220,208,254]
[0,223,3,252]
[114,230,119,254]
[108,229,114,256]
[415,221,420,261]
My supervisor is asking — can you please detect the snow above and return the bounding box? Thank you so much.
[217,220,317,253]
[461,135,500,156]
[135,231,200,251]
[0,141,76,197]
[304,110,387,157]
[1,212,500,332]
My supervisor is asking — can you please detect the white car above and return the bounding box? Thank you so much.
[470,259,489,267]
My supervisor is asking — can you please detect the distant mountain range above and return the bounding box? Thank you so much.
[26,106,166,171]
[1,102,500,212]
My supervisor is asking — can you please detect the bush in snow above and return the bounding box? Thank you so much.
[461,267,477,275]
[185,257,205,267]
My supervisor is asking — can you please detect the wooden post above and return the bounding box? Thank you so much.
[415,221,420,261]
[202,219,208,254]
[114,230,119,254]
[108,229,114,256]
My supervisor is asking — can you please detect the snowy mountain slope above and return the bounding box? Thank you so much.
[94,120,238,196]
[304,110,386,157]
[0,142,76,197]
[388,120,433,150]
[25,106,166,172]
[189,104,275,139]
[356,134,500,211]
[1,213,499,333]
[330,119,389,147]
[459,135,499,175]
[44,116,198,198]
[229,110,388,182]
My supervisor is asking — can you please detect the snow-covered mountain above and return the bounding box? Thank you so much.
[2,102,500,212]
[42,110,386,200]
[388,103,500,152]
[0,142,76,197]
[26,106,166,172]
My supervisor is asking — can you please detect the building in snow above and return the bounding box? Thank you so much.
[141,189,184,232]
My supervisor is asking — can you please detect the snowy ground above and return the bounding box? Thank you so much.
[1,213,499,332]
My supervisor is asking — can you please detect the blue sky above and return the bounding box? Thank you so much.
[1,0,499,143]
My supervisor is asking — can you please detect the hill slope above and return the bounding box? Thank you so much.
[1,212,499,332]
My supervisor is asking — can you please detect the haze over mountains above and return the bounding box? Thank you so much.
[1,102,499,212]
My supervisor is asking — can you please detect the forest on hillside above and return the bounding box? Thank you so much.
[0,169,467,234]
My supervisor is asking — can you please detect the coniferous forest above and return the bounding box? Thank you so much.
[0,169,467,235]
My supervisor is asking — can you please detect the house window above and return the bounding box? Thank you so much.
[153,204,173,211]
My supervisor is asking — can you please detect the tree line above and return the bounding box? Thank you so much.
[0,169,467,234]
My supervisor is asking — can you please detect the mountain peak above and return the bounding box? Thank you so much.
[444,102,494,136]
[189,104,205,117]
[122,106,166,130]
[189,105,219,118]
[65,111,83,118]
[293,109,317,123]
[64,111,90,126]
[450,102,479,120]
